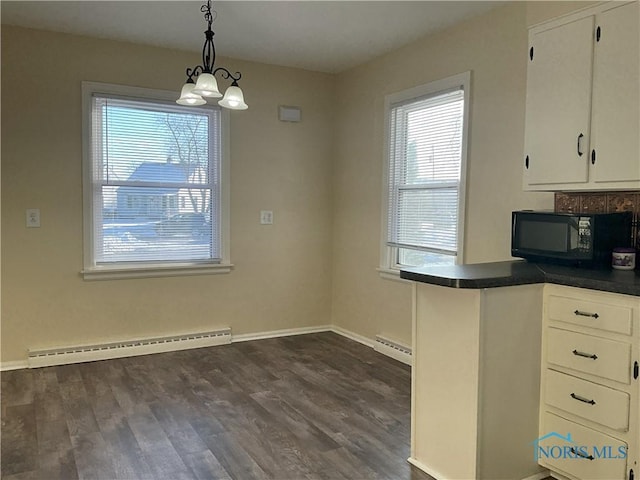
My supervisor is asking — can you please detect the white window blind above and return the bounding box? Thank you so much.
[387,88,464,262]
[89,94,221,265]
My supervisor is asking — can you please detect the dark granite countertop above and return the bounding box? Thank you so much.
[400,260,640,296]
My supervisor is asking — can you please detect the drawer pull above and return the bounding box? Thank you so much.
[573,349,598,360]
[570,392,596,405]
[574,309,599,319]
[570,447,595,461]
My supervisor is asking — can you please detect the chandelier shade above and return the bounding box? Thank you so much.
[218,85,248,110]
[193,73,222,98]
[176,82,207,106]
[177,1,247,110]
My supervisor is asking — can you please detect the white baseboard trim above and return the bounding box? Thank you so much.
[232,325,332,343]
[0,360,29,371]
[330,325,376,348]
[522,471,551,480]
[407,457,549,480]
[407,457,448,480]
[6,324,406,370]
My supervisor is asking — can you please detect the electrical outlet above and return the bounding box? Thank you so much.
[26,208,40,228]
[260,210,273,225]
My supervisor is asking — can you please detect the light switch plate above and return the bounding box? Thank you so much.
[260,210,273,225]
[26,208,40,228]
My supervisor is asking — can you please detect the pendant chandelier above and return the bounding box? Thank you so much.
[177,0,248,110]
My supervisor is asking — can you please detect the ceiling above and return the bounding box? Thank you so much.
[1,1,500,73]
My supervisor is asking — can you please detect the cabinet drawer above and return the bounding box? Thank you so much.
[548,295,632,335]
[545,369,630,431]
[540,412,628,480]
[547,328,631,384]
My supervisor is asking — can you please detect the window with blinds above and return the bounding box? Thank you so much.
[385,74,469,269]
[85,88,223,270]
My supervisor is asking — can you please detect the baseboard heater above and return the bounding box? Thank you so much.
[374,335,412,366]
[27,328,232,368]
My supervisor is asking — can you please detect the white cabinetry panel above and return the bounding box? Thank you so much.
[540,285,639,480]
[542,412,628,480]
[524,2,640,191]
[524,16,593,186]
[547,328,631,384]
[545,369,630,431]
[548,294,633,336]
[591,2,640,184]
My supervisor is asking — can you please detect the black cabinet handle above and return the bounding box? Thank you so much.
[573,349,598,360]
[574,309,599,319]
[577,133,584,156]
[525,155,529,169]
[570,392,596,405]
[591,149,596,165]
[571,447,595,460]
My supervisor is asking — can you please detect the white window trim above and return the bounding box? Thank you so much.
[380,71,471,278]
[81,82,232,280]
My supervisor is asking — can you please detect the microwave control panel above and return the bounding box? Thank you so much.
[577,217,592,252]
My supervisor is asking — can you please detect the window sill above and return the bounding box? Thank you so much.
[81,262,234,281]
[377,267,413,283]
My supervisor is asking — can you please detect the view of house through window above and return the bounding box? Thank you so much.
[384,73,469,269]
[87,92,222,266]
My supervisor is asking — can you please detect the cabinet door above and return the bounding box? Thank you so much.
[591,2,640,184]
[524,16,594,186]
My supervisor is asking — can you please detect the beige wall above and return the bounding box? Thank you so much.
[1,2,594,364]
[1,26,335,363]
[330,2,572,346]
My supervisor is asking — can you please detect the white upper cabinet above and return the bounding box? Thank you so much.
[591,2,640,185]
[524,2,640,191]
[524,16,594,186]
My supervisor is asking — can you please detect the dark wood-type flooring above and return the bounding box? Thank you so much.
[1,332,435,480]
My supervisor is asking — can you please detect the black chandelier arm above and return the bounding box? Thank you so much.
[185,65,241,83]
[185,65,243,86]
[213,67,242,84]
[185,65,205,83]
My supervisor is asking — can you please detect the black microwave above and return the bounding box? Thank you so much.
[511,210,633,267]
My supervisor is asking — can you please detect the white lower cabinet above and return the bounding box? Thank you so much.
[540,285,640,480]
[411,283,545,479]
[547,328,632,385]
[542,412,628,480]
[545,370,630,432]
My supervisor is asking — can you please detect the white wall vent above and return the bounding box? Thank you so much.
[374,335,412,366]
[28,328,231,368]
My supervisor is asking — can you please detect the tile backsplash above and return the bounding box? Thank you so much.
[555,191,640,251]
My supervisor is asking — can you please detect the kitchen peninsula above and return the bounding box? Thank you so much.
[401,261,640,480]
